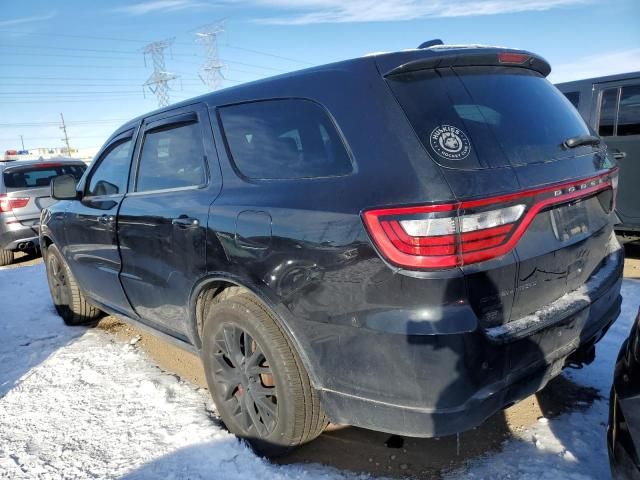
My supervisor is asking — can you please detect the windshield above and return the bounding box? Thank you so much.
[386,66,593,170]
[3,164,86,191]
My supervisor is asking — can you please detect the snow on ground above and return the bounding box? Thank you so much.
[0,263,638,479]
[0,264,367,480]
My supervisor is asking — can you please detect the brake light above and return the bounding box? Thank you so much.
[0,195,29,213]
[362,170,616,270]
[498,52,530,64]
[34,162,63,168]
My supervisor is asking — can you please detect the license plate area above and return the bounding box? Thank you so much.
[550,200,590,241]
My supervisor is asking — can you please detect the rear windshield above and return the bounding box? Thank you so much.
[3,164,86,191]
[386,66,593,170]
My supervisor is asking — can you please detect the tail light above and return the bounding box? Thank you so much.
[362,170,617,270]
[0,195,29,213]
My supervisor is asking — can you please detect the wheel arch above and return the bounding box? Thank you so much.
[40,234,54,251]
[188,273,322,388]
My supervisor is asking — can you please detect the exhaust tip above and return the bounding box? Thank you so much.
[17,241,34,251]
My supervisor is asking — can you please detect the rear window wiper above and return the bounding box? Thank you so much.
[563,135,601,149]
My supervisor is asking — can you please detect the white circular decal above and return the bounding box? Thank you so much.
[429,125,471,160]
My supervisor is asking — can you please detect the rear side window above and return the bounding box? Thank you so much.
[598,87,618,137]
[387,67,592,170]
[618,85,640,136]
[218,99,352,180]
[598,84,640,137]
[562,91,581,109]
[3,164,86,191]
[136,122,207,192]
[87,139,132,196]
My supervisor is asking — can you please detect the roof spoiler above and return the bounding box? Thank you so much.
[385,50,552,77]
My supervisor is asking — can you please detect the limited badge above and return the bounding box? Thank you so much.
[429,125,471,160]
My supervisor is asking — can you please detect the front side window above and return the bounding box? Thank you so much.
[618,84,640,136]
[598,87,618,137]
[218,99,352,180]
[136,122,207,192]
[86,139,132,196]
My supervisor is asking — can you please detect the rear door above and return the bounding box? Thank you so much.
[594,79,640,224]
[64,130,136,314]
[2,162,86,230]
[117,104,221,337]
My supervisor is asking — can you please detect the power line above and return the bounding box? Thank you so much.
[1,63,149,69]
[0,98,156,104]
[0,75,153,81]
[0,34,313,65]
[223,43,314,66]
[0,119,129,127]
[0,135,110,141]
[0,82,205,87]
[0,29,155,44]
[0,90,143,95]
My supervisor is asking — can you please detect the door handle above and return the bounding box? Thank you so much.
[612,151,626,160]
[171,216,200,228]
[98,215,115,225]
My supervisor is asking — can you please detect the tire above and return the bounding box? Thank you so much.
[201,292,327,458]
[45,244,102,325]
[0,248,14,266]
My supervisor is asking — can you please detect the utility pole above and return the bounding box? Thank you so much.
[20,135,24,150]
[60,113,71,156]
[194,23,225,91]
[142,38,179,107]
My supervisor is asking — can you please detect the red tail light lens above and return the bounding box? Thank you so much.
[362,170,616,270]
[0,195,29,213]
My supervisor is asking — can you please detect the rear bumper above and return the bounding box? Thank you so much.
[0,221,39,251]
[316,246,624,437]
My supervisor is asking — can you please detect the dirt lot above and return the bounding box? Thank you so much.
[14,242,640,478]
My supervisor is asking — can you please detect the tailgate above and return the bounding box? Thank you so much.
[384,60,619,327]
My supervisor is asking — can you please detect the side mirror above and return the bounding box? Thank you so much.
[51,174,80,201]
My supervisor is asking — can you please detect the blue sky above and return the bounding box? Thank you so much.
[1,0,639,153]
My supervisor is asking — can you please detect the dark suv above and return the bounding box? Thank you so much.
[0,158,86,266]
[42,44,623,457]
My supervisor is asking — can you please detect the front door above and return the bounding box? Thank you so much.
[64,130,136,314]
[117,105,221,337]
[594,79,640,225]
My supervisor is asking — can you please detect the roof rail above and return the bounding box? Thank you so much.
[417,39,444,49]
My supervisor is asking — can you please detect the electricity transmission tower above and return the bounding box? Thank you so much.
[194,23,225,91]
[142,38,179,107]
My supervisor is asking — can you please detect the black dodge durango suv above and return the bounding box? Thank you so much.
[42,44,624,457]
